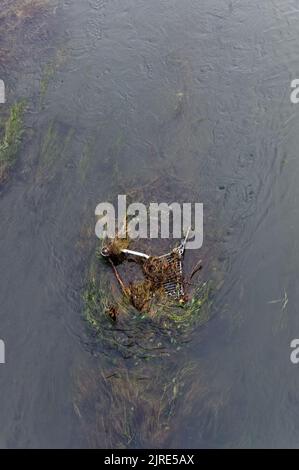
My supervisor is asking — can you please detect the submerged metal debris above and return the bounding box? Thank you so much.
[101,230,190,312]
[82,176,219,358]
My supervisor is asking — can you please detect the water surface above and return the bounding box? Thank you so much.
[1,0,299,448]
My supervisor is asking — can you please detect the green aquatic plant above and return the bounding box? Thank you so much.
[0,101,26,183]
[108,132,126,190]
[78,137,95,183]
[36,121,74,181]
[151,281,213,328]
[74,360,201,448]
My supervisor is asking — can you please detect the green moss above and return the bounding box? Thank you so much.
[0,101,26,182]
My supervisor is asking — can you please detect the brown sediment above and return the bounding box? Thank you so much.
[0,0,51,23]
[0,0,55,64]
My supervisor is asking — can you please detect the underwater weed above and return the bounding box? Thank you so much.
[0,101,26,183]
[36,121,74,181]
[83,250,214,361]
[74,361,201,448]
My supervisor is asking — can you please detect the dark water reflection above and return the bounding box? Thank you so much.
[1,0,299,448]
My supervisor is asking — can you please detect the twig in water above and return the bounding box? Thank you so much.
[108,258,128,297]
[190,259,202,280]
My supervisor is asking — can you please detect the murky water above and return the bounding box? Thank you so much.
[1,0,299,448]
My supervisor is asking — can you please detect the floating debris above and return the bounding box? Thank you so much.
[127,279,155,312]
[107,304,119,322]
[83,255,212,361]
[102,235,130,261]
[101,230,190,312]
[82,175,223,359]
